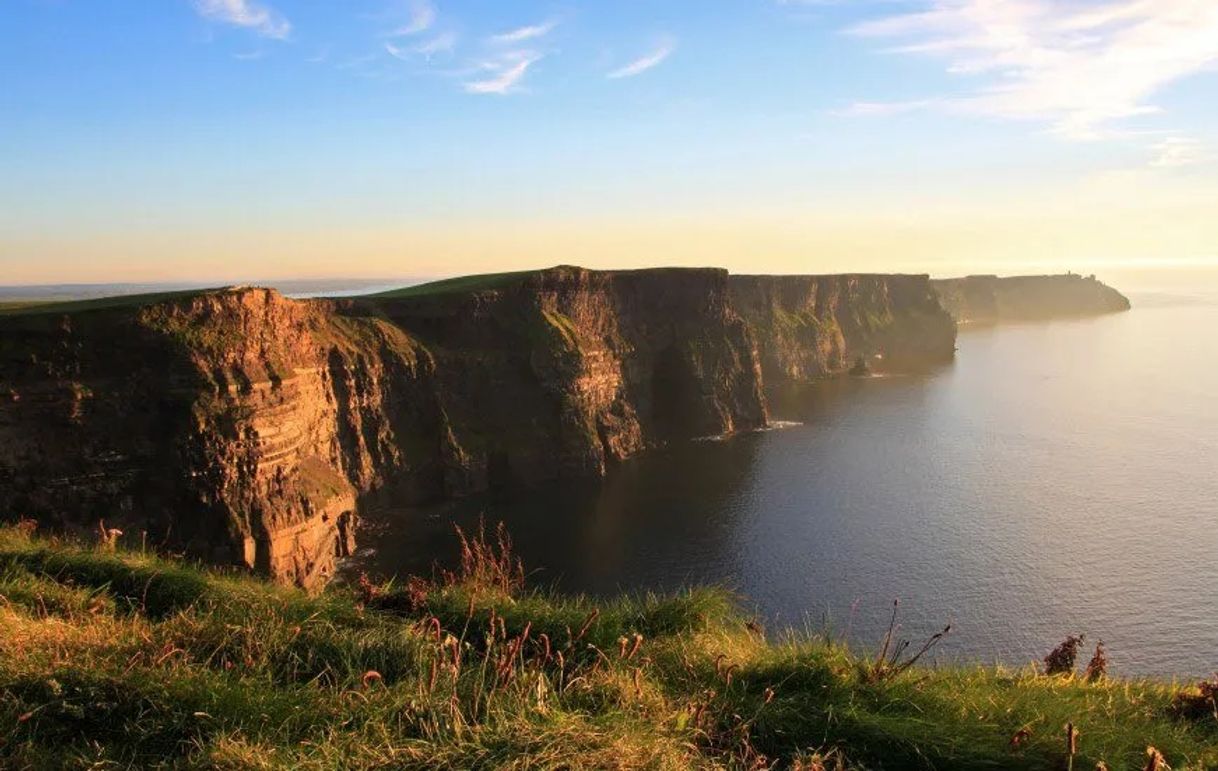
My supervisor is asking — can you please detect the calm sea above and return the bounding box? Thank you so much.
[354,274,1218,677]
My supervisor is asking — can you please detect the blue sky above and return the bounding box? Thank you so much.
[2,0,1217,283]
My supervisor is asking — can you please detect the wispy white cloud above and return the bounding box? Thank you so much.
[845,0,1218,140]
[1151,136,1212,167]
[386,32,457,62]
[414,31,458,57]
[388,0,435,36]
[195,0,290,40]
[607,37,676,79]
[464,52,541,95]
[232,50,266,61]
[490,21,558,44]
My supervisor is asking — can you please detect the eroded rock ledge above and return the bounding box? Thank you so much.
[0,267,1122,586]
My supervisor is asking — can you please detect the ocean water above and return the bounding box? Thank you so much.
[356,279,1218,676]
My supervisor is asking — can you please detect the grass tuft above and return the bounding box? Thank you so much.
[1,523,1215,769]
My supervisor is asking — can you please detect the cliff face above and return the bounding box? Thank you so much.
[0,268,772,587]
[728,274,957,389]
[360,267,768,491]
[0,266,973,586]
[0,289,415,586]
[932,274,1131,324]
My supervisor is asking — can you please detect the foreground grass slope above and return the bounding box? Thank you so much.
[1,524,1215,770]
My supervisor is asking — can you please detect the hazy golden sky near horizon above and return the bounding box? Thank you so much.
[3,0,1218,284]
[7,189,1216,284]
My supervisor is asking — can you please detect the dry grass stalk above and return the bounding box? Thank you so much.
[96,519,123,551]
[626,633,644,661]
[1065,722,1079,771]
[865,600,951,683]
[452,520,524,594]
[572,609,598,646]
[1143,746,1169,771]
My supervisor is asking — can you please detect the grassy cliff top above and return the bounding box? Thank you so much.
[362,266,734,301]
[2,524,1214,769]
[366,270,541,299]
[0,288,223,318]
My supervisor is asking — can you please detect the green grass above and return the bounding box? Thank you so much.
[1,524,1215,769]
[0,289,216,317]
[363,270,540,299]
[0,300,58,312]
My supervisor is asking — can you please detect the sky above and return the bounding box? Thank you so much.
[2,0,1217,284]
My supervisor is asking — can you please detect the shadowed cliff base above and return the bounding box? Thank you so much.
[0,523,1214,769]
[0,267,1127,586]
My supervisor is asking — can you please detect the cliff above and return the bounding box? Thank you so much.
[0,268,772,586]
[0,289,378,586]
[728,274,957,389]
[933,273,1131,324]
[0,266,968,586]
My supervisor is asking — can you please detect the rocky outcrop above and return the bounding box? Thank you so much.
[932,274,1130,324]
[0,289,403,586]
[0,266,981,586]
[728,274,957,391]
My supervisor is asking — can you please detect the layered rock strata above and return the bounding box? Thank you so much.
[9,266,1092,586]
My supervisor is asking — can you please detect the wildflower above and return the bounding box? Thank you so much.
[355,573,382,604]
[401,575,429,612]
[1044,634,1086,675]
[1084,641,1108,682]
[1009,727,1031,749]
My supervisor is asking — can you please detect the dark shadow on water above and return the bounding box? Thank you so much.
[352,432,767,600]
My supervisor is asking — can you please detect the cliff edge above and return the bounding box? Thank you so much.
[3,266,1098,587]
[0,268,773,586]
[933,274,1131,324]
